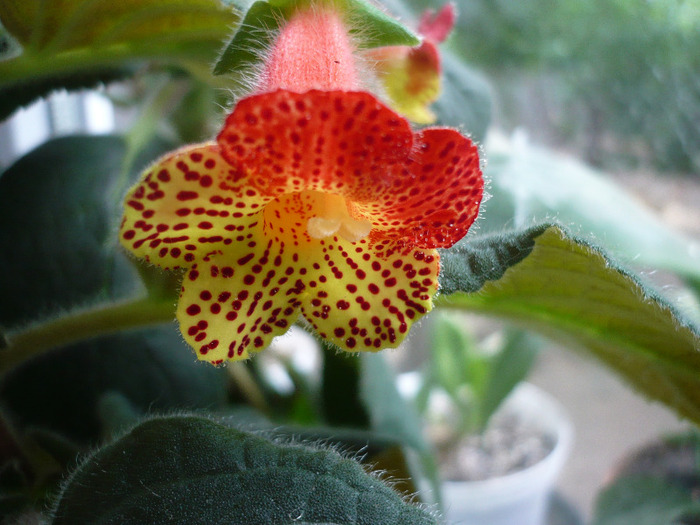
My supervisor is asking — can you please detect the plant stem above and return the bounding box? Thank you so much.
[227,363,272,416]
[0,297,175,374]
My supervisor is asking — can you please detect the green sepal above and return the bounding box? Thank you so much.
[51,415,438,525]
[343,0,419,49]
[438,223,700,425]
[213,0,418,76]
[213,1,283,77]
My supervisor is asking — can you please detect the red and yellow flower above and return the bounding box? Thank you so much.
[119,4,483,363]
[368,3,457,124]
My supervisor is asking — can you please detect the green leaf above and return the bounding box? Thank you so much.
[428,314,473,398]
[0,327,228,446]
[0,67,137,122]
[51,415,438,525]
[213,1,282,77]
[262,425,424,501]
[0,0,238,119]
[431,51,492,143]
[0,136,126,327]
[592,476,700,525]
[438,228,539,296]
[359,354,440,506]
[0,135,173,327]
[477,330,539,430]
[438,224,700,425]
[481,144,700,283]
[213,0,418,76]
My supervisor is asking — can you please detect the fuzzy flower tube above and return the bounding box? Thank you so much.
[119,4,483,363]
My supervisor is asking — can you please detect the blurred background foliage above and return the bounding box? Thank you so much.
[405,0,700,173]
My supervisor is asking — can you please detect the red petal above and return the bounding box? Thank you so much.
[418,3,456,44]
[217,90,413,201]
[361,128,483,249]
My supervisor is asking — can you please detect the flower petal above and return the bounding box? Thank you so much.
[370,42,442,124]
[217,90,413,201]
[417,3,456,44]
[176,253,302,363]
[359,128,483,249]
[298,236,440,352]
[119,143,272,269]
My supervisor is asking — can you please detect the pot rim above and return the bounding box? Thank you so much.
[441,382,573,506]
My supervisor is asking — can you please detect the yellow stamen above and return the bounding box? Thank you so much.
[307,193,371,242]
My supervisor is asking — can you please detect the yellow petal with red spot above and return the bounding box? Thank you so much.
[378,42,442,124]
[300,236,439,352]
[119,143,273,270]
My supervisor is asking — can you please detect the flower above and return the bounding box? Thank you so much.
[367,3,456,124]
[118,3,483,364]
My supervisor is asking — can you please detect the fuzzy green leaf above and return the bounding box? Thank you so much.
[438,224,700,425]
[438,228,540,296]
[0,0,238,120]
[0,136,127,326]
[0,327,228,446]
[51,416,438,525]
[481,145,700,283]
[0,135,172,327]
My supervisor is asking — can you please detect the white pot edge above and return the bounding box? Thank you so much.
[441,382,574,509]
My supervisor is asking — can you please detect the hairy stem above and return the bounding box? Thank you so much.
[0,297,175,374]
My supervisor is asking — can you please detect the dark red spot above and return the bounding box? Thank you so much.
[177,191,198,201]
[237,253,255,265]
[186,304,201,316]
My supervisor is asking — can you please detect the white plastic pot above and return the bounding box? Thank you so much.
[441,383,573,525]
